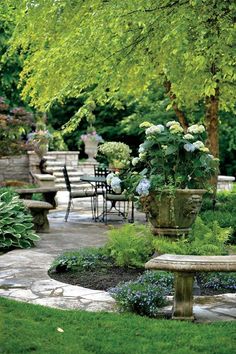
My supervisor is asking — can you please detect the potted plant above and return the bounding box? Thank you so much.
[123,121,219,237]
[98,141,132,170]
[80,126,104,161]
[27,128,52,158]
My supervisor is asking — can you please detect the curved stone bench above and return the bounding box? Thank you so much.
[145,254,236,321]
[21,199,53,233]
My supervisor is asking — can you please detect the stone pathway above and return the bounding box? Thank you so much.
[0,208,235,322]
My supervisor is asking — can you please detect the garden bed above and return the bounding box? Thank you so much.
[50,266,143,290]
[49,267,235,296]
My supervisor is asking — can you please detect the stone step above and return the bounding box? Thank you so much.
[56,182,92,191]
[55,176,82,183]
[46,161,70,167]
[53,171,83,178]
[44,155,57,161]
[46,166,77,173]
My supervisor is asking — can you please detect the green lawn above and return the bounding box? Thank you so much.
[0,298,235,354]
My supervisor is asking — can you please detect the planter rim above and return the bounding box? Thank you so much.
[151,188,207,195]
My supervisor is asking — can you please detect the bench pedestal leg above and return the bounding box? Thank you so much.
[31,209,50,233]
[172,272,194,321]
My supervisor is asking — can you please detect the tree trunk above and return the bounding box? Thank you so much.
[205,86,219,194]
[205,87,219,158]
[164,80,188,132]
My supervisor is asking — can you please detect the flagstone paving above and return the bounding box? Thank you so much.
[0,208,235,322]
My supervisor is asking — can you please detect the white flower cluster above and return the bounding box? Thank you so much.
[187,124,205,134]
[166,121,184,134]
[132,157,140,166]
[184,140,209,153]
[136,178,151,196]
[106,172,122,194]
[183,133,194,140]
[145,124,164,135]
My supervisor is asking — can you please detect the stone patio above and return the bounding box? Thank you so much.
[0,204,235,322]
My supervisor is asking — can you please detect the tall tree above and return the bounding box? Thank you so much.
[0,2,23,106]
[9,0,236,157]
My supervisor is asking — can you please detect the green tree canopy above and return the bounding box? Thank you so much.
[8,0,236,156]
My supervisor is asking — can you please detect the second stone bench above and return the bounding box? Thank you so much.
[145,254,236,320]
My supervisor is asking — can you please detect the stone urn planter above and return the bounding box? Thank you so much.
[33,142,49,159]
[140,189,206,237]
[84,139,99,161]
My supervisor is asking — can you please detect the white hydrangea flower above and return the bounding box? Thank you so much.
[145,124,164,135]
[106,172,115,185]
[184,143,196,152]
[199,146,210,153]
[187,124,205,134]
[138,144,145,153]
[139,121,153,128]
[139,152,147,160]
[169,124,184,134]
[166,120,179,127]
[193,141,205,150]
[184,133,194,140]
[136,178,151,196]
[132,157,140,166]
[111,176,122,194]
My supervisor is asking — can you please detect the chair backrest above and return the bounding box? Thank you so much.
[62,165,71,192]
[94,166,110,189]
[94,166,110,177]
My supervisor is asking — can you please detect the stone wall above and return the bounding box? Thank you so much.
[0,155,29,182]
[28,151,80,175]
[217,175,235,192]
[0,151,80,183]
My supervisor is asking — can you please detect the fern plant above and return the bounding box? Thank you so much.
[105,224,154,268]
[153,217,231,256]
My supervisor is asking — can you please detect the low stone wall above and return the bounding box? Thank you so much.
[28,151,80,175]
[217,175,235,192]
[0,151,80,183]
[0,155,29,182]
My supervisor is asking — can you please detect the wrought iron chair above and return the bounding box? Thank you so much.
[94,166,134,223]
[63,165,96,222]
[93,165,109,220]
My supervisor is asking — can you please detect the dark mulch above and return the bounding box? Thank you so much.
[49,266,144,291]
[49,267,235,296]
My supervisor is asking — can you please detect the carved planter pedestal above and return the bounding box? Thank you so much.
[140,189,206,237]
[84,139,98,162]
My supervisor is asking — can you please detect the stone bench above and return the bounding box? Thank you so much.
[16,187,59,208]
[21,199,53,233]
[145,254,236,321]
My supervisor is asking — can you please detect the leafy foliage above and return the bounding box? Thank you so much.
[200,191,236,244]
[124,121,218,196]
[98,141,132,168]
[9,1,236,114]
[50,248,113,273]
[0,97,33,156]
[197,272,236,292]
[105,224,154,268]
[153,217,231,256]
[0,188,39,250]
[109,271,173,317]
[0,2,24,106]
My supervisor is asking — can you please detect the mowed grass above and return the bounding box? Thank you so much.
[0,298,235,354]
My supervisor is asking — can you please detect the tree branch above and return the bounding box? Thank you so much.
[164,80,188,131]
